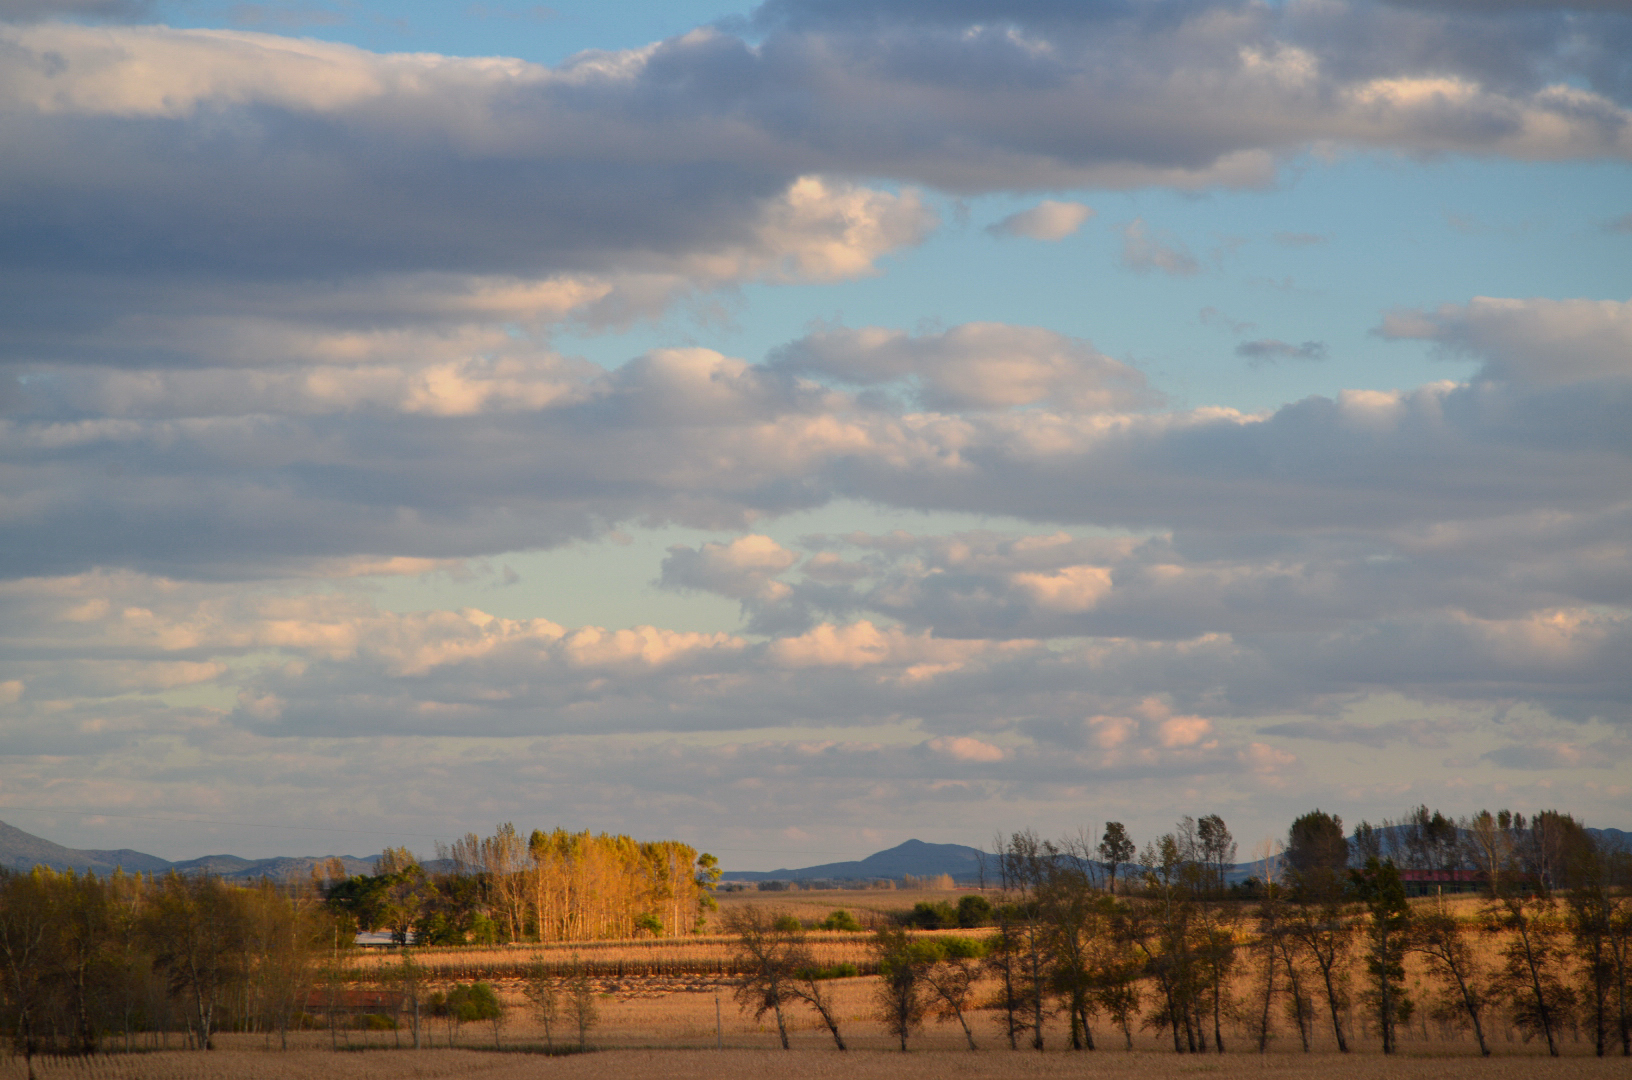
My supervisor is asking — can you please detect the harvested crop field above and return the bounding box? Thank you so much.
[2,1047,1623,1080]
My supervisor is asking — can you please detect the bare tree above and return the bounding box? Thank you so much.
[725,906,802,1049]
[1412,910,1492,1056]
[1284,894,1353,1052]
[922,937,983,1049]
[1488,891,1574,1057]
[524,955,560,1050]
[568,970,598,1050]
[872,926,927,1052]
[787,957,847,1050]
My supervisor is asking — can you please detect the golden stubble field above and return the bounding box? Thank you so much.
[350,887,966,972]
[4,1044,1625,1080]
[31,889,1604,1079]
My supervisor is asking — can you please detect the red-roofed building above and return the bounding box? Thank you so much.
[1397,869,1486,897]
[298,989,408,1017]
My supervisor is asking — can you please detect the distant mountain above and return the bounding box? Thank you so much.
[1589,827,1629,851]
[720,839,989,883]
[0,819,172,876]
[0,819,376,880]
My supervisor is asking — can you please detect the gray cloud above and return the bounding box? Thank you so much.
[1236,338,1329,364]
[0,0,150,21]
[768,322,1158,412]
[0,4,1626,298]
[1257,717,1473,749]
[4,319,1630,583]
[1382,0,1632,12]
[1378,296,1632,384]
[0,1,1628,857]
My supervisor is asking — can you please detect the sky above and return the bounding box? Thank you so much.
[0,0,1629,872]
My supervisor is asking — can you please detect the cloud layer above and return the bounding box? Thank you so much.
[1,0,1629,855]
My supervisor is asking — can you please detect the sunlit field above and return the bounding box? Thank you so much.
[349,887,984,980]
[11,887,1615,1078]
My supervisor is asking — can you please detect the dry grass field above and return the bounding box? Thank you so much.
[14,960,1617,1079]
[351,888,983,980]
[38,888,1601,1079]
[5,1044,1626,1080]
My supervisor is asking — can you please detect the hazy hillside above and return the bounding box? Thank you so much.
[720,839,988,883]
[0,820,375,880]
[5,819,1625,885]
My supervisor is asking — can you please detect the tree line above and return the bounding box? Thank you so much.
[327,826,718,945]
[0,823,718,1075]
[3,807,1629,1065]
[0,869,347,1076]
[727,807,1631,1057]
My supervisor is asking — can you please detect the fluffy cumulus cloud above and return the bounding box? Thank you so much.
[1,0,1630,855]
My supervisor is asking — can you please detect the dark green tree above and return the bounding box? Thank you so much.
[1099,823,1135,896]
[1286,810,1348,900]
[1351,858,1411,1054]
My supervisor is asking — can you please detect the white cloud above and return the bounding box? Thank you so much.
[0,4,1629,857]
[987,200,1095,241]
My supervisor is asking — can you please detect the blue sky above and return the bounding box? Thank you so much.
[1,0,1629,868]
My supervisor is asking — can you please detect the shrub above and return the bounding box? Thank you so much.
[796,961,859,980]
[905,900,957,929]
[956,894,994,928]
[939,934,985,959]
[772,914,803,933]
[822,909,862,932]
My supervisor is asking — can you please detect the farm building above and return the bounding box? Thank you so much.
[297,989,408,1019]
[1397,868,1487,897]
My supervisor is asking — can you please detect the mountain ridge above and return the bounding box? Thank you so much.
[0,819,375,880]
[4,820,1626,884]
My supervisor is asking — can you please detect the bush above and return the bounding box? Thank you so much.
[905,900,957,929]
[772,914,803,933]
[956,894,994,928]
[449,982,502,1023]
[361,1013,398,1031]
[821,909,862,932]
[939,934,985,959]
[796,961,859,980]
[633,912,663,936]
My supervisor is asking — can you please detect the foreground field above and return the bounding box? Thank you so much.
[4,1047,1626,1080]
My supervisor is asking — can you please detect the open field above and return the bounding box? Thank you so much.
[350,888,984,980]
[49,966,1615,1060]
[4,1045,1626,1080]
